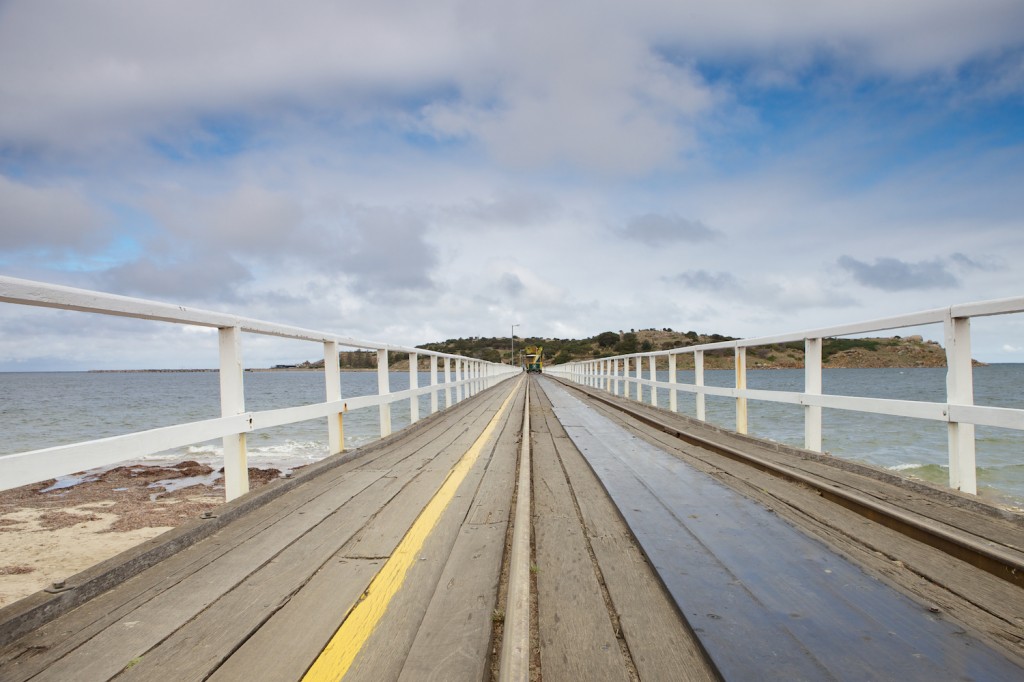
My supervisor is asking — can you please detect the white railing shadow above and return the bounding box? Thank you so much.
[547,297,1024,496]
[0,276,520,500]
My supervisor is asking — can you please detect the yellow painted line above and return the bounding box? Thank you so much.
[303,377,523,682]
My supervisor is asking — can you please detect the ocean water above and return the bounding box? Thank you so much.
[0,370,450,473]
[1,367,1022,507]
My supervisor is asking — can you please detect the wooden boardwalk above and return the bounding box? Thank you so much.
[2,375,1024,681]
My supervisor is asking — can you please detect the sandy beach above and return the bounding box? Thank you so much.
[0,462,283,607]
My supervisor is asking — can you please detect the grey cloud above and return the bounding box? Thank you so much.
[499,272,525,297]
[147,186,304,257]
[665,269,740,293]
[100,254,253,302]
[622,214,720,247]
[950,252,1002,271]
[838,256,959,291]
[442,194,559,229]
[337,207,438,295]
[0,176,107,252]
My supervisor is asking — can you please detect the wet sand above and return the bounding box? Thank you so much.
[0,462,284,607]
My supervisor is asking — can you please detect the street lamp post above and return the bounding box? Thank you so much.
[511,324,519,366]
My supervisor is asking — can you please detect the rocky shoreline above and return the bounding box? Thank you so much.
[0,462,287,607]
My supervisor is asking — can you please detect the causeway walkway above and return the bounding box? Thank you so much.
[2,375,1024,681]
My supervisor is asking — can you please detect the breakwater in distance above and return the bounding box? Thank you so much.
[2,367,1022,507]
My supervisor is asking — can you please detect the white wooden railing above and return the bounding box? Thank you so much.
[0,276,520,500]
[547,296,1024,495]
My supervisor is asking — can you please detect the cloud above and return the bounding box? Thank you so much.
[665,269,739,293]
[622,214,721,247]
[336,206,439,295]
[499,272,525,298]
[950,252,1003,272]
[99,253,253,301]
[837,255,959,291]
[0,176,107,252]
[440,193,560,230]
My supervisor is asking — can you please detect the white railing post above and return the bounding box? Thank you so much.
[634,357,643,401]
[945,313,977,493]
[218,326,249,501]
[668,353,678,412]
[733,346,749,430]
[695,349,706,421]
[804,338,822,452]
[409,352,420,424]
[444,357,453,408]
[605,359,612,393]
[324,340,344,455]
[624,357,632,398]
[430,355,439,414]
[377,349,392,437]
[648,355,657,406]
[457,358,464,403]
[735,345,748,434]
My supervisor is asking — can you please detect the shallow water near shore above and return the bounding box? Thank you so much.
[1,366,1022,507]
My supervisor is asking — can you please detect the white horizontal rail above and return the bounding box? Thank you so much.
[548,294,1024,496]
[0,275,467,357]
[0,276,521,498]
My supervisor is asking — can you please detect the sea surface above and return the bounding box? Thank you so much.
[1,366,1022,507]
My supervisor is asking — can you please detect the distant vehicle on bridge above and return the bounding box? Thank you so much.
[524,346,543,373]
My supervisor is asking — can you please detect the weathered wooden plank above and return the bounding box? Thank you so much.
[19,469,385,682]
[205,386,521,681]
[397,386,525,680]
[532,409,631,682]
[115,391,513,681]
[340,389,512,560]
[336,383,523,682]
[0,388,505,681]
[116,476,412,682]
[535,385,716,682]
[207,557,383,681]
[12,393,510,681]
[0,394,494,677]
[0,381,501,652]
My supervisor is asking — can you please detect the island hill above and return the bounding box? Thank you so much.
[283,329,961,371]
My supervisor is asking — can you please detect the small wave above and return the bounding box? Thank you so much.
[887,462,947,472]
[247,440,326,457]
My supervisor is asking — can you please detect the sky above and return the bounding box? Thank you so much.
[1,0,1023,370]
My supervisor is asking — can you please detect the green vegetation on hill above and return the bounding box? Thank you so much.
[418,329,741,366]
[282,331,955,370]
[416,330,952,369]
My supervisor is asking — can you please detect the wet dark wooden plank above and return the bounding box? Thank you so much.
[540,377,1024,682]
[576,388,1024,650]
[585,383,1024,555]
[534,384,717,682]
